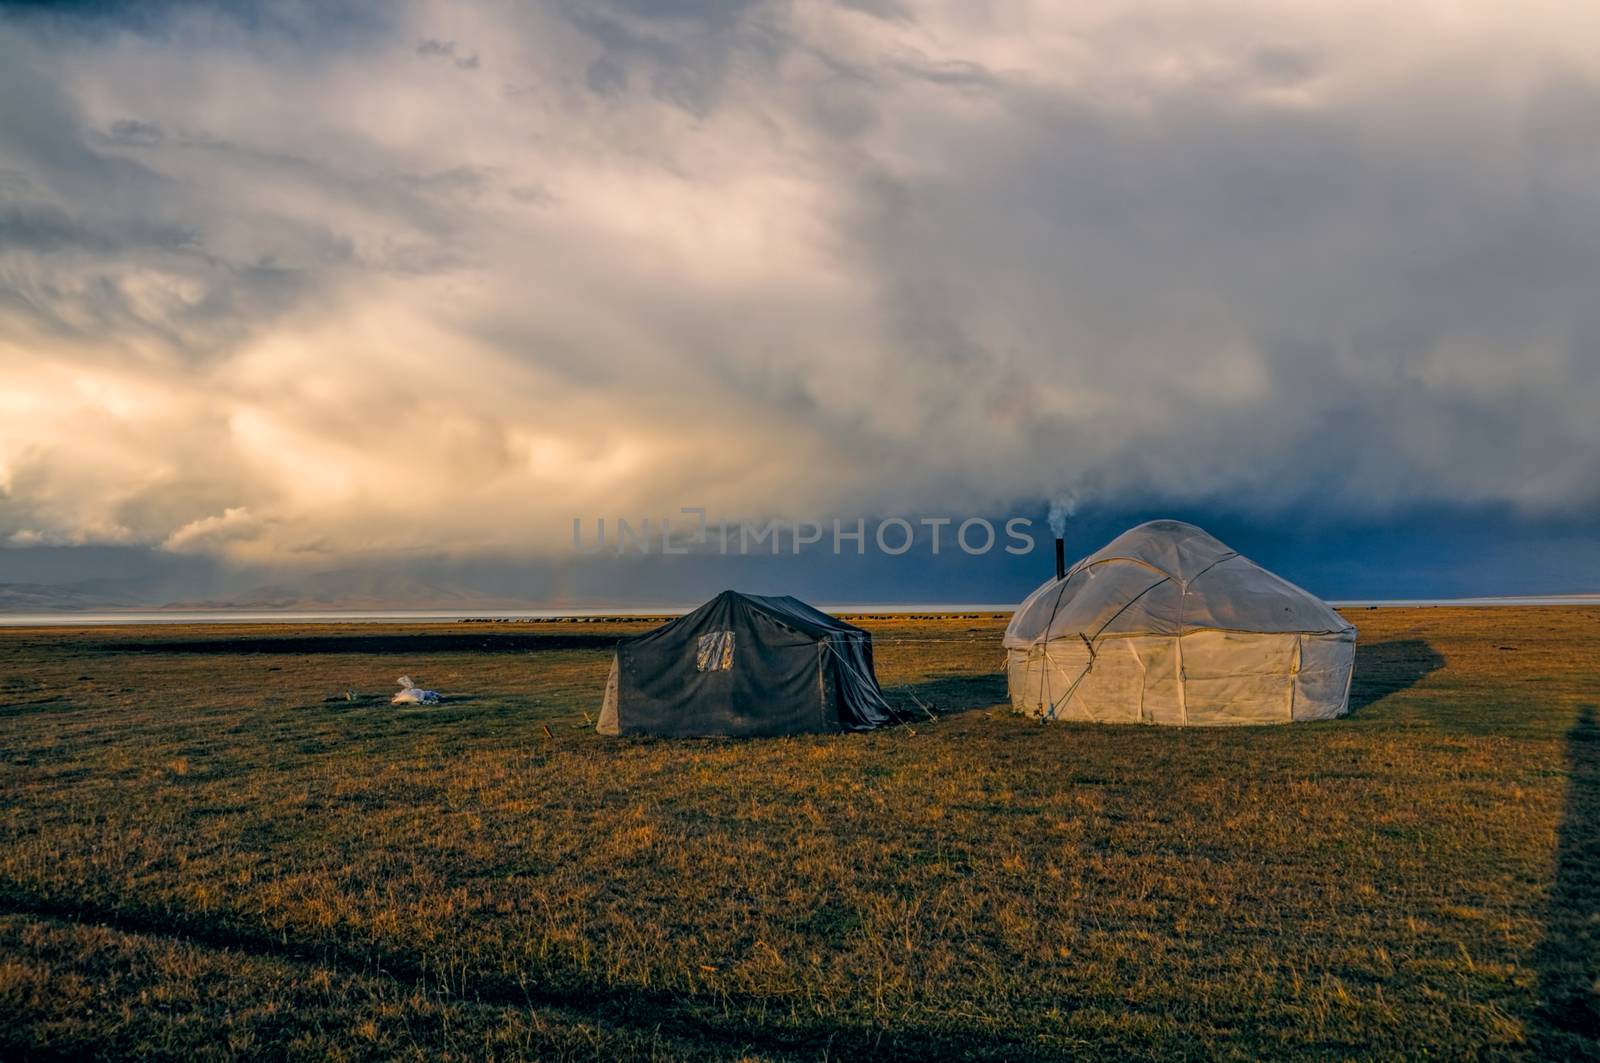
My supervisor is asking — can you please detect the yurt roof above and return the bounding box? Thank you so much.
[1004,520,1353,646]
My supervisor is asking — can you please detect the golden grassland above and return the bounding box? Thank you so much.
[1,607,1597,1060]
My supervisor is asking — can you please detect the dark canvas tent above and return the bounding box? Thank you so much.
[597,590,895,737]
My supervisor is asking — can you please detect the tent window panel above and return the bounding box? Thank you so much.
[696,630,736,672]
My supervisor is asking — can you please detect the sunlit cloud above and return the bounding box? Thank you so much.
[2,0,1599,565]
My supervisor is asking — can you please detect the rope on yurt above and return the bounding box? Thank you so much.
[1044,637,1098,720]
[1037,570,1076,720]
[1287,635,1302,722]
[1043,572,1176,722]
[1175,575,1189,726]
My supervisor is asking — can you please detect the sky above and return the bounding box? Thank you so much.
[2,0,1599,607]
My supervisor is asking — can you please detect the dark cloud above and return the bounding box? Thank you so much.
[1247,44,1322,86]
[103,118,165,146]
[0,202,192,254]
[7,500,1600,605]
[417,36,478,68]
[602,0,763,22]
[834,0,911,21]
[0,0,396,49]
[585,54,628,95]
[890,53,997,88]
[0,0,1597,583]
[567,0,788,113]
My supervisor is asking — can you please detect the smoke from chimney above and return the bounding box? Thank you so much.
[1048,492,1077,580]
[1047,494,1076,539]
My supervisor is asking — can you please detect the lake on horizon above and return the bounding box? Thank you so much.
[2,596,1599,626]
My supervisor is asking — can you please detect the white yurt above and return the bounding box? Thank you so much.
[1005,520,1356,725]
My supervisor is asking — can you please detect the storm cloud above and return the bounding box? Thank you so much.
[2,0,1598,564]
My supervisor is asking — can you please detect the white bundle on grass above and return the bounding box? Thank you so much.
[392,676,441,705]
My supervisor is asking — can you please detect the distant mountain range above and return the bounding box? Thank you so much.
[162,572,528,611]
[0,581,145,612]
[0,573,536,612]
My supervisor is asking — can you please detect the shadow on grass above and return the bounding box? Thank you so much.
[1347,639,1444,712]
[1532,704,1600,1057]
[0,896,1040,1060]
[99,633,620,655]
[885,673,1008,718]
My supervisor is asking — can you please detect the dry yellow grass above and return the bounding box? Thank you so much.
[0,606,1597,1059]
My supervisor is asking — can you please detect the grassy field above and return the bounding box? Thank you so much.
[1,606,1597,1060]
